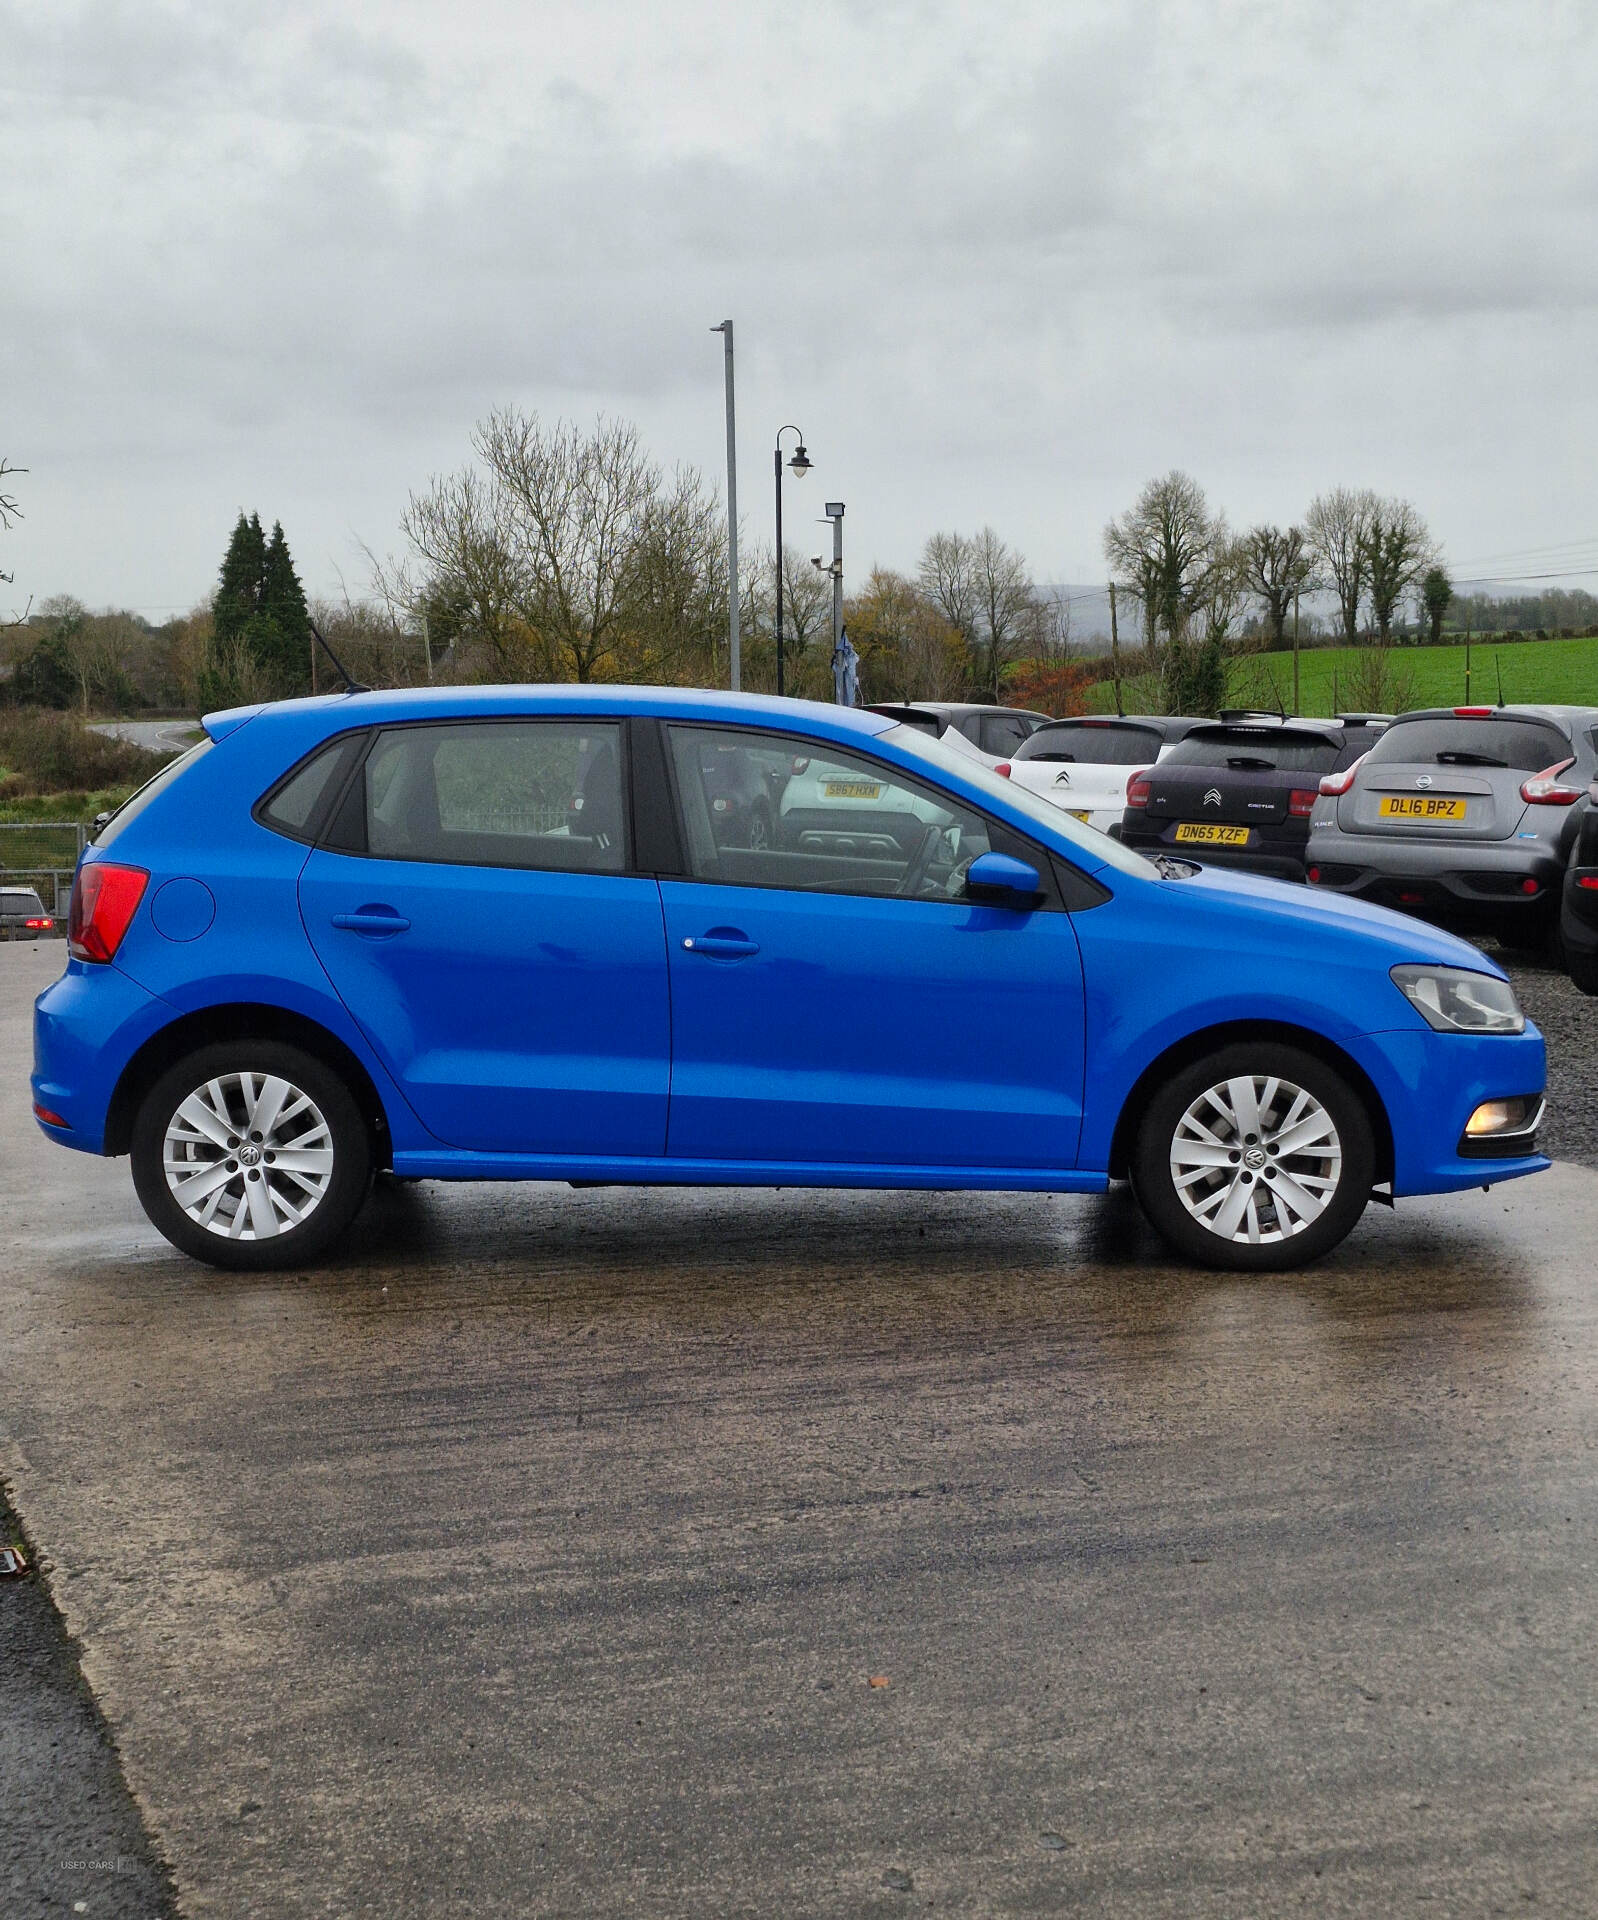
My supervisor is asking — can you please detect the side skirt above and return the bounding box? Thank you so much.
[389,1150,1109,1194]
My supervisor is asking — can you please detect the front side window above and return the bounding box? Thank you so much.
[351,721,625,872]
[667,725,996,901]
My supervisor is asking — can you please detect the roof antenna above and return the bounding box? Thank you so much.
[307,616,369,694]
[1495,652,1504,707]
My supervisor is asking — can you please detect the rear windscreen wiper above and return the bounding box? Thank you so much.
[1435,751,1507,767]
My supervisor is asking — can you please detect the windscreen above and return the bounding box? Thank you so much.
[1366,716,1569,771]
[1159,728,1342,775]
[1014,723,1163,766]
[877,724,1157,877]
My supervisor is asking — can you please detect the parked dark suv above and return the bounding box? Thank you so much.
[1120,718,1384,882]
[0,885,54,940]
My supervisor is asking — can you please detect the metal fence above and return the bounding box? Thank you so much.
[0,822,87,926]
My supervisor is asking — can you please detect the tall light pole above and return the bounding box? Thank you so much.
[773,425,811,698]
[710,322,740,690]
[823,502,845,662]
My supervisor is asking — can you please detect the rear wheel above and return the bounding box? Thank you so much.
[1568,945,1598,997]
[131,1041,372,1270]
[1132,1042,1375,1271]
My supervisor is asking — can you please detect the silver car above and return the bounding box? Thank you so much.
[1305,704,1598,949]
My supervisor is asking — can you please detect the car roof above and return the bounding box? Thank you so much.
[208,685,902,747]
[866,701,1047,721]
[1383,704,1598,733]
[1182,715,1347,740]
[1031,713,1207,736]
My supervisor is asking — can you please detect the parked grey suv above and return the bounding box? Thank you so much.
[1306,705,1598,948]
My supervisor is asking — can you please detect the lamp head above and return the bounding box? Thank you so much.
[788,443,812,479]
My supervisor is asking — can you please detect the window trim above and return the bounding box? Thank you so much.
[305,715,635,876]
[659,719,1067,911]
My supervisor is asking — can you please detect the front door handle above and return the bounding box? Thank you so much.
[682,931,760,959]
[331,906,411,937]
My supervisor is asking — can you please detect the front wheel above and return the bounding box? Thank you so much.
[131,1040,372,1270]
[1131,1043,1375,1271]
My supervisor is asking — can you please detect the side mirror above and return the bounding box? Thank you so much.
[965,850,1041,908]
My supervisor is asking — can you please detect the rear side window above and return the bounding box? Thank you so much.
[258,740,354,842]
[1015,723,1163,766]
[1161,728,1342,775]
[339,721,626,872]
[93,739,213,849]
[1367,717,1569,772]
[979,713,1035,756]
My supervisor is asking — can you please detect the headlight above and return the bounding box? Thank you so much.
[1390,964,1525,1034]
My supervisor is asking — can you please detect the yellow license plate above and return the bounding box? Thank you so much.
[823,779,882,799]
[1068,809,1092,822]
[1174,823,1250,846]
[1379,796,1466,820]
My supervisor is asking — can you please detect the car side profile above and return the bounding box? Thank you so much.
[34,686,1548,1274]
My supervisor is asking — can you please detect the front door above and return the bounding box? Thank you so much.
[658,724,1085,1170]
[299,718,670,1155]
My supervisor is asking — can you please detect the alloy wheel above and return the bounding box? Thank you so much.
[1168,1073,1342,1246]
[162,1071,335,1241]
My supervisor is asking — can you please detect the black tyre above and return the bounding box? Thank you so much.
[1131,1042,1376,1272]
[131,1040,372,1270]
[1568,944,1598,997]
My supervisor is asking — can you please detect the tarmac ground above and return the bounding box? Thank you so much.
[3,938,1598,1917]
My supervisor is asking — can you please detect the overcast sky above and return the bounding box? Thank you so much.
[5,0,1596,622]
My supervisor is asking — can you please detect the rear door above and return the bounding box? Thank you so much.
[1338,715,1573,842]
[298,718,671,1156]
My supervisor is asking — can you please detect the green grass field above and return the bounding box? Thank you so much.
[1086,633,1598,718]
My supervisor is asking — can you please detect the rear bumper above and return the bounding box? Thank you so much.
[1307,835,1564,922]
[32,960,171,1155]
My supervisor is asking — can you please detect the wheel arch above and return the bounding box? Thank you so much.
[1106,1020,1395,1187]
[104,1002,392,1166]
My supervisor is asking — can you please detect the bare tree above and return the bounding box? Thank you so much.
[916,531,980,648]
[397,464,532,674]
[1103,472,1224,650]
[0,455,24,587]
[1362,498,1436,646]
[1240,524,1317,649]
[969,527,1038,701]
[1305,487,1378,644]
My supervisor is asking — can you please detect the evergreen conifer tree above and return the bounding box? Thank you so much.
[214,512,267,647]
[259,520,312,694]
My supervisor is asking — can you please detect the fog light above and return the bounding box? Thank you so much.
[32,1103,68,1128]
[1465,1097,1532,1137]
[1520,877,1540,896]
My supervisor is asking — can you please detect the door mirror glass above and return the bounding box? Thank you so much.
[964,850,1040,907]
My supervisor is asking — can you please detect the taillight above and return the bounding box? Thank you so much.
[24,917,52,929]
[1319,752,1368,797]
[1520,758,1582,805]
[1454,706,1493,717]
[1126,770,1152,809]
[67,862,148,962]
[1578,875,1598,891]
[1288,788,1317,818]
[994,761,1012,778]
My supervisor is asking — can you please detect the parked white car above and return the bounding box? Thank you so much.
[997,716,1210,833]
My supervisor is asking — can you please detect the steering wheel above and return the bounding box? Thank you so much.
[898,822,944,897]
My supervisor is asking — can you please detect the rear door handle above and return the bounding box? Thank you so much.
[332,907,411,936]
[682,932,760,959]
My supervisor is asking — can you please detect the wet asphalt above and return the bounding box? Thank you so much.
[3,938,1598,1917]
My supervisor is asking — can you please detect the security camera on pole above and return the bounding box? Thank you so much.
[773,426,811,698]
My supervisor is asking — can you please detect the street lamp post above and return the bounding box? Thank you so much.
[773,426,811,697]
[710,321,740,691]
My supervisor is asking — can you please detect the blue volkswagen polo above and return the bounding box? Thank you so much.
[33,687,1548,1272]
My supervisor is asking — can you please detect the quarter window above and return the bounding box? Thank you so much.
[667,725,998,901]
[352,722,626,872]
